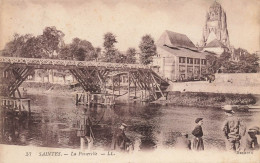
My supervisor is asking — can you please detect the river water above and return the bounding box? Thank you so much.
[1,93,260,151]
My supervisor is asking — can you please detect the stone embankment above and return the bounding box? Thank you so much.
[168,81,260,95]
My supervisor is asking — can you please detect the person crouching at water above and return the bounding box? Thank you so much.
[240,126,259,151]
[111,123,132,152]
[192,118,204,151]
[175,132,191,150]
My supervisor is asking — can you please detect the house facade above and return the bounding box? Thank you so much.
[152,30,208,81]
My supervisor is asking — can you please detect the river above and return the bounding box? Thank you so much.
[1,93,260,151]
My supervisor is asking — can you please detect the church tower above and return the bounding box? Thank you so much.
[200,1,230,48]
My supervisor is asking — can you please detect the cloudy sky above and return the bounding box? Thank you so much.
[0,0,259,53]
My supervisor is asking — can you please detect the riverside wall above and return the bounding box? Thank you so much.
[169,73,260,95]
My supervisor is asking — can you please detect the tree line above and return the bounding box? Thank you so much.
[1,26,258,74]
[206,48,259,74]
[1,26,157,65]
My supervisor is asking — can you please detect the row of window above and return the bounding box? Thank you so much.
[179,57,206,65]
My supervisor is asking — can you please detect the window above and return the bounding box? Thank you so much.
[194,58,200,64]
[179,57,186,63]
[187,58,193,64]
[202,59,207,65]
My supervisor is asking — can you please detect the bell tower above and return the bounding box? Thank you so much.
[201,1,230,48]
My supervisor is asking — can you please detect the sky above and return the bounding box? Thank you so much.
[0,0,259,53]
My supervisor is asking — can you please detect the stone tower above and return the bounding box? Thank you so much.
[201,1,230,48]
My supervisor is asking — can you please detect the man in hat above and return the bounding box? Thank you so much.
[222,105,246,151]
[175,132,191,150]
[240,126,259,151]
[192,118,204,150]
[111,123,131,152]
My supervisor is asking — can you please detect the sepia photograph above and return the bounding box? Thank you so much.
[0,0,259,162]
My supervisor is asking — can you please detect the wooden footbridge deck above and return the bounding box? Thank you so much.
[0,57,169,102]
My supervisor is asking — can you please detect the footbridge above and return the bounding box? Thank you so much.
[0,57,169,101]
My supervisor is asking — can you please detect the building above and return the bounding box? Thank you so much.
[200,1,230,48]
[199,1,246,62]
[152,30,208,81]
[203,39,229,57]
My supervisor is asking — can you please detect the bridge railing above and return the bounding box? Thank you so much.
[0,57,150,70]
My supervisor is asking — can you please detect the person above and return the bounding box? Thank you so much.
[240,126,259,151]
[192,118,204,151]
[111,123,132,152]
[175,132,191,150]
[222,105,246,151]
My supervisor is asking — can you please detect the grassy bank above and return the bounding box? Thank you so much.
[164,91,256,108]
[21,82,257,108]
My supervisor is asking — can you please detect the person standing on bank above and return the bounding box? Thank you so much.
[222,105,246,151]
[111,123,132,152]
[192,118,204,151]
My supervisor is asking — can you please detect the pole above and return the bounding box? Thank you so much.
[118,75,120,95]
[76,93,78,105]
[112,76,114,95]
[134,81,136,98]
[128,72,130,101]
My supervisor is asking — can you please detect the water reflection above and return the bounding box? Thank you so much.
[1,94,260,151]
[0,108,30,145]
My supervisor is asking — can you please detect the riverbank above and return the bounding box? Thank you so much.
[21,82,80,97]
[160,91,257,108]
[21,82,258,108]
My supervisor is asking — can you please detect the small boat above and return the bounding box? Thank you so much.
[221,105,249,112]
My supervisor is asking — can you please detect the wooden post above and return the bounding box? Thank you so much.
[118,75,120,95]
[18,100,21,115]
[145,88,146,100]
[28,100,31,117]
[88,92,90,106]
[84,93,86,105]
[128,72,130,101]
[112,76,114,95]
[134,82,136,98]
[104,94,107,105]
[76,93,78,105]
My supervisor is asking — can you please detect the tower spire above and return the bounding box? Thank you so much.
[200,1,230,48]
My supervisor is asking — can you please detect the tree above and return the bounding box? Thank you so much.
[238,52,259,73]
[21,36,49,58]
[125,48,136,64]
[94,47,102,60]
[103,32,118,62]
[206,48,259,73]
[115,51,127,63]
[205,54,220,74]
[41,26,65,58]
[59,38,96,61]
[139,34,157,65]
[1,33,32,57]
[1,26,64,59]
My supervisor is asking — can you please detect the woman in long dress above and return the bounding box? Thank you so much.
[192,118,204,151]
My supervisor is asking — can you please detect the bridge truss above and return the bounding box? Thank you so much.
[0,57,169,101]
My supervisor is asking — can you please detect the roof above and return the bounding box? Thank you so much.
[156,30,197,50]
[157,45,206,58]
[204,39,226,48]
